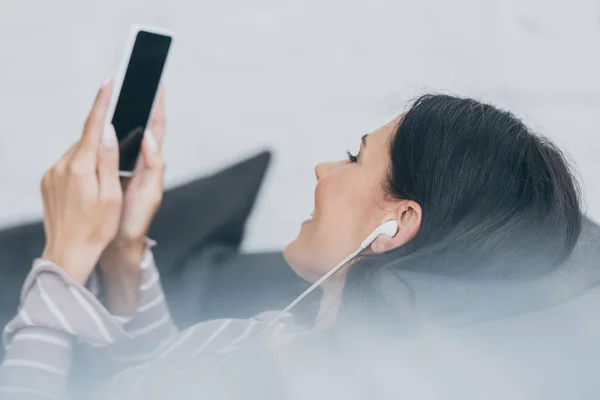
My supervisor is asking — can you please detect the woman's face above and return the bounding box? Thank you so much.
[284,117,419,283]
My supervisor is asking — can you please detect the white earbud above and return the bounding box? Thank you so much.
[267,220,399,328]
[360,220,399,249]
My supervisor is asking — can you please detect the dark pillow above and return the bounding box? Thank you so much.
[0,150,271,356]
[148,150,271,278]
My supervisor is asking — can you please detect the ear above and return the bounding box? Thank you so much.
[370,200,422,254]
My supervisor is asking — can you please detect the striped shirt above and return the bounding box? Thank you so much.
[0,245,304,399]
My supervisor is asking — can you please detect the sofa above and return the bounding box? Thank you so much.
[1,150,599,399]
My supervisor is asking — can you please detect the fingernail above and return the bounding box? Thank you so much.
[144,128,158,152]
[102,123,118,148]
[101,75,112,88]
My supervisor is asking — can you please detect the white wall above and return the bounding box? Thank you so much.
[0,0,598,251]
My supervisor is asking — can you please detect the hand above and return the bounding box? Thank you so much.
[41,82,122,285]
[97,91,166,316]
[99,91,166,272]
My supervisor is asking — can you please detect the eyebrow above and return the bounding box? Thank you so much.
[361,134,368,148]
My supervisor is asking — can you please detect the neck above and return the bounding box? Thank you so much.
[313,278,345,331]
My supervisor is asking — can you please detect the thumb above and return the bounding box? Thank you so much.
[97,123,120,195]
[137,129,166,201]
[141,129,165,172]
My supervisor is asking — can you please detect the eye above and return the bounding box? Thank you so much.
[346,150,358,163]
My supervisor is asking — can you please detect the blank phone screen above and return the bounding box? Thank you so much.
[111,30,172,172]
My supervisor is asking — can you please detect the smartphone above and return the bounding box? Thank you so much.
[106,25,173,176]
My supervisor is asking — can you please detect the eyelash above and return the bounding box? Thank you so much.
[346,150,358,163]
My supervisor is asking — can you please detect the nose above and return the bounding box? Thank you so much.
[315,161,344,180]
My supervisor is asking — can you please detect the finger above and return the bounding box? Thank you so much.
[137,135,165,207]
[40,170,54,233]
[141,131,166,178]
[44,143,76,232]
[54,142,79,173]
[97,123,121,197]
[130,131,147,176]
[84,80,114,142]
[120,176,132,193]
[149,88,166,150]
[76,81,114,164]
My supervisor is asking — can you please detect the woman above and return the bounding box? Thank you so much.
[0,82,582,399]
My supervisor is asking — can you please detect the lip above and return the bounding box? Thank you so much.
[302,217,313,225]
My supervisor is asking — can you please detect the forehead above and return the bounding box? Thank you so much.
[367,116,401,148]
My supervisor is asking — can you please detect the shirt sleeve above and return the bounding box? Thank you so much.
[0,326,73,400]
[82,243,179,373]
[0,244,178,399]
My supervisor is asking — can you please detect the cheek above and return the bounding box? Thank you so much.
[284,166,385,282]
[315,172,364,228]
[295,172,372,266]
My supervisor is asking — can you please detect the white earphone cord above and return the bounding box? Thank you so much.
[266,244,366,330]
[264,220,398,331]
